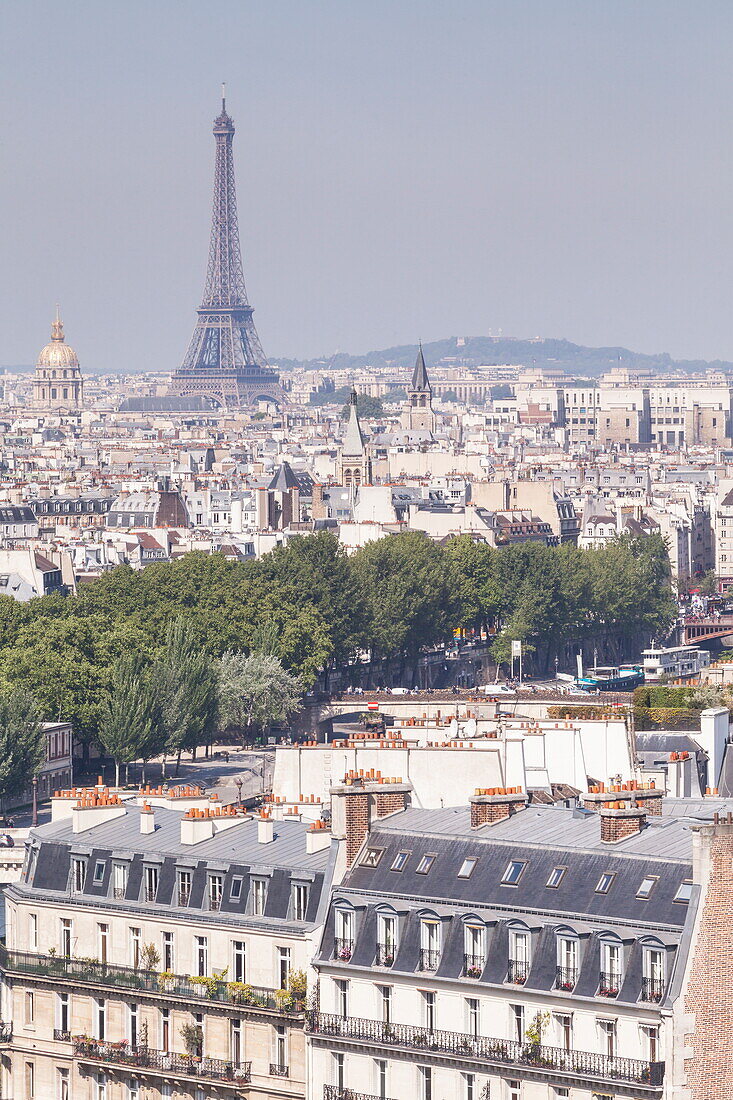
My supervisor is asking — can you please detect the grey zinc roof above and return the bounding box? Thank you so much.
[34,804,330,873]
[376,803,696,862]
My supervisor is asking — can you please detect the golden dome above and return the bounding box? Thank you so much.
[36,309,80,370]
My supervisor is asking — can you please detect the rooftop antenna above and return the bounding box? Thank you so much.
[221,82,226,111]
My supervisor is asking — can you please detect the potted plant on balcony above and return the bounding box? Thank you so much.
[180,1022,204,1066]
[287,969,308,1009]
[226,980,252,1005]
[523,1011,550,1066]
[275,988,294,1011]
[141,943,160,972]
[158,970,176,993]
[465,963,483,979]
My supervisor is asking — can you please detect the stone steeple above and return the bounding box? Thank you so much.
[402,345,435,433]
[339,388,372,492]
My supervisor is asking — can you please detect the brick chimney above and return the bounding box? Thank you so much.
[584,781,663,817]
[470,787,528,828]
[599,801,646,843]
[330,774,411,867]
[682,815,733,1097]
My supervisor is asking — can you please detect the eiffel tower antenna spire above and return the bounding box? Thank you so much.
[170,95,283,409]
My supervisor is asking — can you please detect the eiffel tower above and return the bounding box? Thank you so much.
[170,93,283,408]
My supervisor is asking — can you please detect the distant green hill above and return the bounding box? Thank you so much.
[274,336,733,377]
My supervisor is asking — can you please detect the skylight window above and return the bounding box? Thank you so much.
[458,858,477,879]
[93,861,106,884]
[546,866,567,889]
[391,851,410,872]
[674,880,693,903]
[595,872,616,894]
[361,848,384,868]
[501,860,527,886]
[416,854,436,875]
[636,876,658,900]
[230,876,243,900]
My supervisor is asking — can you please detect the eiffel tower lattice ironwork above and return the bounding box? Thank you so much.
[170,93,282,408]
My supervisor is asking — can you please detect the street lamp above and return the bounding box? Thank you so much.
[32,775,38,828]
[554,655,559,677]
[234,777,243,808]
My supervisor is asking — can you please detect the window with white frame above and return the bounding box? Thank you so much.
[465,996,479,1038]
[555,1012,573,1051]
[292,882,308,920]
[232,940,246,983]
[422,990,436,1031]
[251,877,267,915]
[600,939,622,994]
[71,857,86,893]
[113,862,128,899]
[507,1079,521,1100]
[129,927,141,969]
[60,918,72,957]
[95,999,106,1041]
[335,909,354,958]
[98,923,109,964]
[230,1018,242,1062]
[420,919,441,969]
[642,946,666,1001]
[57,1068,70,1100]
[196,936,209,977]
[332,1052,345,1089]
[464,1072,475,1100]
[278,946,291,989]
[57,993,70,1036]
[208,874,223,911]
[162,931,175,972]
[95,1074,107,1100]
[25,990,34,1025]
[144,865,159,902]
[128,1003,138,1046]
[418,1065,433,1100]
[640,1023,660,1062]
[335,978,349,1018]
[556,934,578,987]
[378,913,397,965]
[374,1058,388,1100]
[28,912,38,951]
[464,923,485,972]
[511,1003,524,1043]
[378,984,392,1024]
[177,869,192,907]
[273,1024,287,1070]
[598,1018,617,1057]
[509,926,530,982]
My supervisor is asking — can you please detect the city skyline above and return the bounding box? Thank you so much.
[3,1,733,371]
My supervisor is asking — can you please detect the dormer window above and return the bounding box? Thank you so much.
[335,909,354,960]
[92,861,106,885]
[251,878,267,916]
[230,876,243,901]
[501,860,527,886]
[177,870,192,908]
[144,865,159,903]
[71,858,86,893]
[291,883,309,921]
[208,874,223,911]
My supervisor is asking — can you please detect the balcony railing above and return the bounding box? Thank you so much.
[308,1012,664,1090]
[463,954,485,979]
[0,946,303,1015]
[73,1038,251,1084]
[419,948,440,972]
[113,887,125,900]
[641,976,665,1003]
[599,971,622,998]
[324,1089,397,1100]
[335,938,354,961]
[54,1029,71,1041]
[209,895,222,912]
[270,1063,289,1076]
[375,943,395,967]
[507,960,529,985]
[555,966,578,991]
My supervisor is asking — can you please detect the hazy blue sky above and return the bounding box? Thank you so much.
[3,0,733,371]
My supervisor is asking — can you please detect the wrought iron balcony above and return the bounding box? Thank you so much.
[641,976,665,1003]
[270,1063,289,1076]
[209,895,222,911]
[335,938,354,961]
[507,959,529,984]
[375,943,395,967]
[555,965,579,991]
[73,1038,251,1084]
[54,1029,71,1041]
[0,945,303,1015]
[308,1012,664,1091]
[324,1089,397,1100]
[599,971,622,998]
[419,948,441,972]
[463,953,485,979]
[113,887,125,900]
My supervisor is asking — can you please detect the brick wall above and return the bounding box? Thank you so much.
[599,806,646,843]
[470,796,527,828]
[343,792,370,867]
[683,826,733,1098]
[374,791,407,819]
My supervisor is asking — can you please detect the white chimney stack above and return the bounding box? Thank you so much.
[258,812,274,844]
[140,803,155,834]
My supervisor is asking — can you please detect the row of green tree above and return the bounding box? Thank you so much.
[0,530,676,762]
